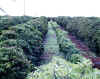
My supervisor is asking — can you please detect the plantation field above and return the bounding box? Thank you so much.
[0,16,100,79]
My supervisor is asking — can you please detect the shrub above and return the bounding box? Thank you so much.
[0,16,32,30]
[69,54,86,64]
[54,16,100,55]
[0,17,48,79]
[54,25,81,58]
[0,47,32,79]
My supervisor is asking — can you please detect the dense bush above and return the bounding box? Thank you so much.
[52,22,83,59]
[0,16,48,79]
[27,16,48,35]
[0,16,32,30]
[26,56,100,79]
[69,54,85,64]
[0,47,32,79]
[54,16,100,55]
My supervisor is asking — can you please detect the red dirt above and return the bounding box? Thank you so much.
[68,34,90,52]
[68,33,100,69]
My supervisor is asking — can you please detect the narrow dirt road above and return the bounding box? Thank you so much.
[40,21,60,64]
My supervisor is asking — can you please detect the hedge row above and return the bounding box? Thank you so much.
[0,16,33,30]
[0,16,48,79]
[52,22,83,60]
[53,16,100,55]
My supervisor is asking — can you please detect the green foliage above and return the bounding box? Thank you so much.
[54,16,100,55]
[26,21,100,79]
[53,24,82,59]
[0,16,100,79]
[0,16,32,30]
[26,56,100,79]
[0,16,48,79]
[69,54,83,64]
[27,16,48,35]
[0,47,32,79]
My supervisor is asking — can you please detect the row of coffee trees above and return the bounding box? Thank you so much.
[26,21,100,79]
[52,16,100,55]
[0,16,48,79]
[0,16,33,30]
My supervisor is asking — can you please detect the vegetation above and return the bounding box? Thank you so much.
[0,16,48,79]
[27,56,100,79]
[0,16,33,30]
[0,16,100,79]
[26,21,100,79]
[53,16,100,56]
[52,22,83,60]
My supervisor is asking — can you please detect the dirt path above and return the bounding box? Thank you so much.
[68,33,96,56]
[59,27,95,57]
[68,34,90,52]
[40,21,60,64]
